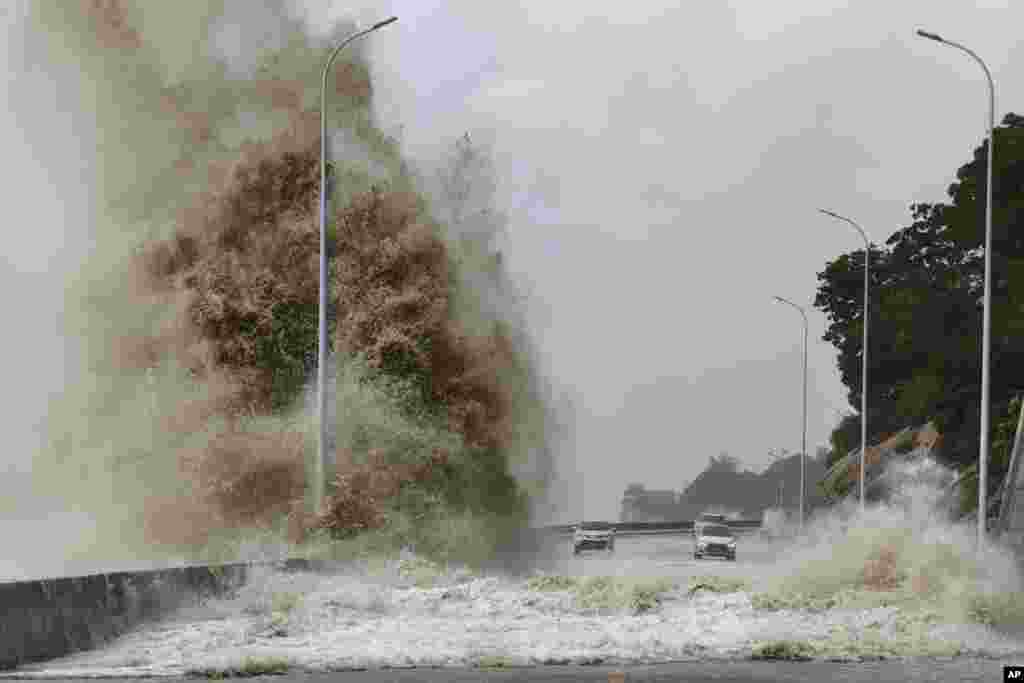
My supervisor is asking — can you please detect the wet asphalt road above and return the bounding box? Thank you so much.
[523,530,784,590]
[4,658,1018,682]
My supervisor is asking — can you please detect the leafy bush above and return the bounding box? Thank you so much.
[467,650,517,669]
[572,576,676,614]
[397,554,444,588]
[967,591,1024,628]
[526,574,578,591]
[890,428,916,454]
[628,581,674,613]
[686,575,749,595]
[752,591,840,612]
[270,591,301,614]
[751,640,814,660]
[188,655,293,678]
[525,573,678,613]
[814,621,962,659]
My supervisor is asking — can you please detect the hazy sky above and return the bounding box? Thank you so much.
[3,1,1024,528]
[2,0,89,483]
[295,0,1024,521]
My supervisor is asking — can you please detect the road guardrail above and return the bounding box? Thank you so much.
[533,519,762,535]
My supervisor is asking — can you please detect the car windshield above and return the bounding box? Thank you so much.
[579,522,612,530]
[700,525,733,537]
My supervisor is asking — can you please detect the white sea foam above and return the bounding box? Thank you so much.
[15,547,1022,677]
[12,455,1024,676]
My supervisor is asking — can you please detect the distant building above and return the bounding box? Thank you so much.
[620,485,681,522]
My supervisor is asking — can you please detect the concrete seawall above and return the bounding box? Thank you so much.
[0,563,250,671]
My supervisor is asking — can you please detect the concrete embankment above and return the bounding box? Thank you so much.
[0,562,251,670]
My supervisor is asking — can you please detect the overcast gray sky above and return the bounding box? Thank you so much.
[2,0,87,483]
[296,0,1024,522]
[3,1,1024,530]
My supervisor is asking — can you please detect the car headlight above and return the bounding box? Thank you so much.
[728,540,737,547]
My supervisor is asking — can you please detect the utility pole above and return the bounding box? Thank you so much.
[916,28,996,554]
[314,16,398,513]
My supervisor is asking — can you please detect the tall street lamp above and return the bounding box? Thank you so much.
[773,295,808,532]
[916,28,995,552]
[316,16,398,514]
[819,209,870,516]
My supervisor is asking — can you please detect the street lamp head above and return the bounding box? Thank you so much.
[373,16,399,30]
[916,29,944,43]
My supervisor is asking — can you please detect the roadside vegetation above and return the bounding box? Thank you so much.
[526,573,677,614]
[525,572,752,615]
[188,655,293,679]
[750,640,814,661]
[684,574,750,595]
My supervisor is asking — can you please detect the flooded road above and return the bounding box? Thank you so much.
[6,530,1022,679]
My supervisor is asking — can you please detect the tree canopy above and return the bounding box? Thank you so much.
[814,113,1024,507]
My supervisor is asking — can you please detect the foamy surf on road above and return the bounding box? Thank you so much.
[12,532,1024,678]
[10,460,1024,678]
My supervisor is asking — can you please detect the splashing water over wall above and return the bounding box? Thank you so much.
[758,451,1024,636]
[5,0,559,580]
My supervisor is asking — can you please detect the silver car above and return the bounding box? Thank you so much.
[693,523,737,561]
[571,521,616,555]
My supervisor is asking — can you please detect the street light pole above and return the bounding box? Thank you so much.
[915,28,995,553]
[819,209,870,516]
[315,16,398,514]
[773,296,809,532]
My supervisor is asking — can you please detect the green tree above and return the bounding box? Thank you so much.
[815,113,1024,506]
[709,451,740,472]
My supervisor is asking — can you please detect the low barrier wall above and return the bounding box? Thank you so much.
[0,563,249,671]
[0,557,361,672]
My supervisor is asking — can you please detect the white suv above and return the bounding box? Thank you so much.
[571,521,615,555]
[693,523,737,561]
